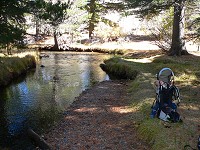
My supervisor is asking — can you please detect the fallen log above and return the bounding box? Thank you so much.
[27,128,52,150]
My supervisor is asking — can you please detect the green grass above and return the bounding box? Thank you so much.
[103,54,200,149]
[0,55,36,86]
[100,57,138,80]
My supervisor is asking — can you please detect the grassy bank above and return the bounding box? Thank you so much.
[102,53,200,149]
[100,57,139,80]
[39,46,126,55]
[0,55,36,87]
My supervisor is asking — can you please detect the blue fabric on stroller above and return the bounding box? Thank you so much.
[150,101,177,118]
[150,68,181,122]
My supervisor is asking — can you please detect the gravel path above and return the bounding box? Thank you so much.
[44,80,149,150]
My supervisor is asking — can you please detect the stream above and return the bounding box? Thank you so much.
[0,51,111,149]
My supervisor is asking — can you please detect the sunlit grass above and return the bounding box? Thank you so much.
[0,54,36,87]
[176,73,199,86]
[103,53,200,149]
[128,73,199,149]
[100,57,138,79]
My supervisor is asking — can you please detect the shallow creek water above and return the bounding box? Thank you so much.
[0,51,110,149]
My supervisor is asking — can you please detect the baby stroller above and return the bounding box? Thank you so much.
[150,68,181,122]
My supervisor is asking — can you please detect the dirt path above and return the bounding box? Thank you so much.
[44,80,149,150]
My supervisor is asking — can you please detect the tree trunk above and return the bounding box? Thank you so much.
[6,43,12,55]
[52,31,59,50]
[89,20,95,38]
[169,0,189,56]
[88,0,95,38]
[35,19,40,41]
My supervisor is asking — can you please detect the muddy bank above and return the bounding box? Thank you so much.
[44,80,149,149]
[0,55,36,87]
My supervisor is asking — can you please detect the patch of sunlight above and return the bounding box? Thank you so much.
[71,40,161,51]
[123,41,160,50]
[189,105,200,111]
[110,106,136,113]
[124,55,161,63]
[185,116,200,123]
[12,51,38,58]
[0,53,5,57]
[44,37,54,45]
[64,116,79,120]
[181,104,200,111]
[131,98,153,110]
[74,107,98,113]
[98,86,109,89]
[176,73,198,85]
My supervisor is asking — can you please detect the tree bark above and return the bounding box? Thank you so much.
[6,43,12,55]
[169,0,189,56]
[35,19,40,41]
[88,0,96,38]
[89,19,95,38]
[52,31,59,50]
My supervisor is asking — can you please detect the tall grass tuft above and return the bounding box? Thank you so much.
[100,57,138,80]
[0,55,36,87]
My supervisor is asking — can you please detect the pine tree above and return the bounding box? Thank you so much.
[84,0,125,38]
[39,0,72,50]
[126,0,200,56]
[0,0,27,54]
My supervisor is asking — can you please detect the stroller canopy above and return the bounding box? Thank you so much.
[157,68,174,84]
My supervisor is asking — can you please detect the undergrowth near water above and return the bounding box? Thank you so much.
[103,54,200,149]
[0,55,36,87]
[100,57,138,80]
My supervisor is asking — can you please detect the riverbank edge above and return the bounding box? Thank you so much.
[39,46,127,55]
[0,55,36,88]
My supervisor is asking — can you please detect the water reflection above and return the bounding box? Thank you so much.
[0,52,110,149]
